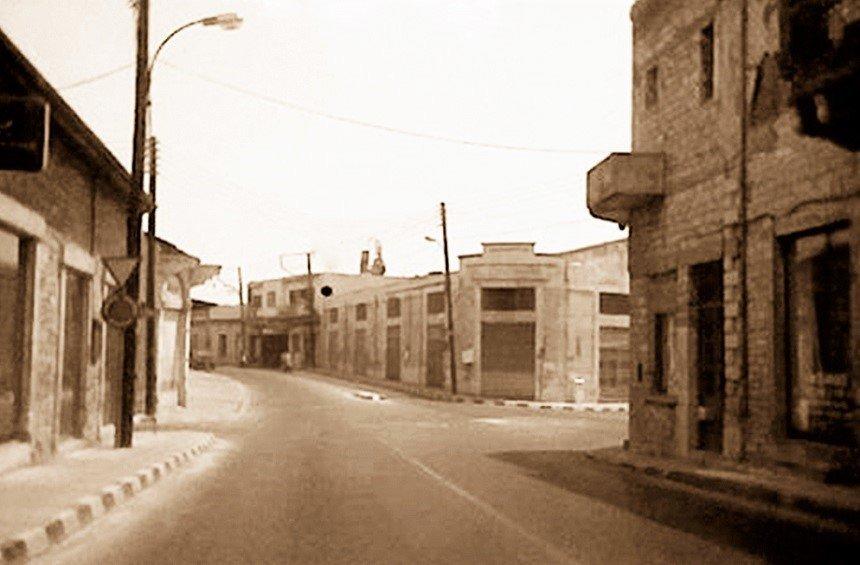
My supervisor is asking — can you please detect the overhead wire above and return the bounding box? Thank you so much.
[160,60,615,155]
[58,63,134,91]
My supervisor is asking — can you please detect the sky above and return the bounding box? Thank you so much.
[0,0,634,304]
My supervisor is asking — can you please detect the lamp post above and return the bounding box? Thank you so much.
[143,12,243,417]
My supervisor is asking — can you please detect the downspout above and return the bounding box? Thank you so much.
[737,0,750,454]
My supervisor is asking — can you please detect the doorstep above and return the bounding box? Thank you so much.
[586,446,860,527]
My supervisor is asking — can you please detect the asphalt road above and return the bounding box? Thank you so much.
[43,369,855,564]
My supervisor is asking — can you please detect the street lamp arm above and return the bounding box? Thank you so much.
[148,18,207,76]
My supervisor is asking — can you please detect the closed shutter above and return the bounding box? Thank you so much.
[481,322,535,400]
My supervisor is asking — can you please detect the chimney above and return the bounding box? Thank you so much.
[360,250,370,274]
[370,243,386,276]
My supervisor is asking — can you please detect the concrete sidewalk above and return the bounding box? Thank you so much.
[283,369,628,413]
[586,446,860,530]
[0,369,247,562]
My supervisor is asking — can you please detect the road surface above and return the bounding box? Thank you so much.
[43,369,854,564]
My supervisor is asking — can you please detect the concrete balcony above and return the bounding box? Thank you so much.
[587,152,665,225]
[250,303,311,319]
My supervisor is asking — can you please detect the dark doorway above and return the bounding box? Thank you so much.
[355,329,368,376]
[385,325,401,381]
[260,334,287,368]
[61,269,88,438]
[0,230,26,441]
[692,261,725,452]
[426,324,446,388]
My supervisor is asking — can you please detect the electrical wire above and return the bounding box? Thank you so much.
[160,60,615,155]
[58,63,134,91]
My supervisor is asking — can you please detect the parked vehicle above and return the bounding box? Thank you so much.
[191,350,215,371]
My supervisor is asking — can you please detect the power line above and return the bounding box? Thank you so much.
[58,63,134,91]
[160,60,615,155]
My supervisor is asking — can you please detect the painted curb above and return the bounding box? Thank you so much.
[0,434,215,562]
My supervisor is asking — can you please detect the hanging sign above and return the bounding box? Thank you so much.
[101,291,139,329]
[0,96,49,172]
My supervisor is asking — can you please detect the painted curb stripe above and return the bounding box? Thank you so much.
[0,436,214,562]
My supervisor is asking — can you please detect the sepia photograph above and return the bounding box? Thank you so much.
[0,0,857,563]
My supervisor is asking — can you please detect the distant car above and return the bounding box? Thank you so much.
[191,350,215,371]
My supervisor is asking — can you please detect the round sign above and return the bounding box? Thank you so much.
[101,291,139,328]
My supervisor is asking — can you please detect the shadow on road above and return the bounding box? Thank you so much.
[490,450,857,564]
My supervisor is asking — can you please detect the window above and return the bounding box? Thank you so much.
[427,291,445,315]
[599,293,630,315]
[289,288,310,306]
[218,334,227,356]
[481,288,535,311]
[205,334,212,349]
[356,303,368,321]
[700,22,715,101]
[387,297,401,318]
[785,224,853,445]
[266,291,276,308]
[251,295,262,308]
[328,308,339,323]
[645,66,659,108]
[653,314,671,394]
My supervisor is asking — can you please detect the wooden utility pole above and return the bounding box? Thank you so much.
[440,202,457,395]
[144,136,158,416]
[119,0,149,448]
[306,252,316,368]
[238,267,247,366]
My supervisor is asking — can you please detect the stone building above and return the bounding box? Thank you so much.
[132,238,219,411]
[0,30,149,468]
[246,269,400,369]
[190,303,244,366]
[587,0,858,479]
[318,240,629,402]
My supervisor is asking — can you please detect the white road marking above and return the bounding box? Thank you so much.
[382,441,579,565]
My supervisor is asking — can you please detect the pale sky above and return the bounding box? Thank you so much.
[0,0,633,304]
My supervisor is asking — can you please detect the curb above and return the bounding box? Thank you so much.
[585,450,860,529]
[0,434,216,563]
[306,371,629,413]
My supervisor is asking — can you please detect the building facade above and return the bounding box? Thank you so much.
[318,240,629,402]
[587,0,858,478]
[0,30,149,466]
[246,271,399,369]
[190,303,244,367]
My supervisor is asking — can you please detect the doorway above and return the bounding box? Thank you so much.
[692,261,725,452]
[385,325,401,381]
[60,269,88,438]
[426,324,446,388]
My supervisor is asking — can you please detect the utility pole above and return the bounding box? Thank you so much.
[238,267,247,366]
[440,202,457,395]
[144,136,158,417]
[119,0,149,448]
[306,252,316,368]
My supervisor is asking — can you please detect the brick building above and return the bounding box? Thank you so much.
[0,30,149,467]
[587,0,858,479]
[318,240,629,402]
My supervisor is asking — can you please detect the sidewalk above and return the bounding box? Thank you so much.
[0,369,247,562]
[586,445,860,529]
[297,369,628,413]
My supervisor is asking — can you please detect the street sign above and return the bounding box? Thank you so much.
[103,256,139,288]
[101,291,139,329]
[0,96,49,172]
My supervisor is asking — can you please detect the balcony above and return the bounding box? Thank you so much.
[586,152,665,225]
[250,303,312,319]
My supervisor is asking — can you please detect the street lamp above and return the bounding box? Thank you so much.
[143,12,243,417]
